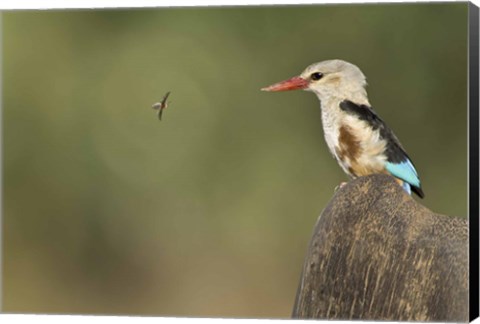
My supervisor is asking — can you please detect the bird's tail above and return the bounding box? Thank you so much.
[401,181,425,198]
[402,181,412,195]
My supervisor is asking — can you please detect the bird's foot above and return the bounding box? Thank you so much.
[334,182,348,192]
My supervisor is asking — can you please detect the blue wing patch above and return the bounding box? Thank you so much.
[385,159,421,189]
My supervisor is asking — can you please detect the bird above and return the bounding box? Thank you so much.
[152,91,171,120]
[261,59,424,198]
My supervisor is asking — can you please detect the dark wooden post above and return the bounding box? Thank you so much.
[292,174,468,322]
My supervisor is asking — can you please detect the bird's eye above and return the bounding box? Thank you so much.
[310,72,324,81]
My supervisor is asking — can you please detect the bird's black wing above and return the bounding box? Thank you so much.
[339,100,405,162]
[162,91,171,104]
[339,100,424,198]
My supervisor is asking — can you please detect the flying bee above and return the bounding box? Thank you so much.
[152,91,171,121]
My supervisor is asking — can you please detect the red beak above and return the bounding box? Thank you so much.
[261,76,308,92]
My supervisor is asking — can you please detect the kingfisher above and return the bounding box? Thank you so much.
[152,91,171,121]
[261,59,424,198]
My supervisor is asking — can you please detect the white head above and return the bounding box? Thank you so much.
[262,59,369,105]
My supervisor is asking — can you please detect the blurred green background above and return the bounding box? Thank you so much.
[2,3,468,318]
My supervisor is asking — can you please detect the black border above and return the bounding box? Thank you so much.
[469,2,479,322]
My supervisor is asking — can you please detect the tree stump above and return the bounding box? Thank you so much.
[292,174,468,322]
